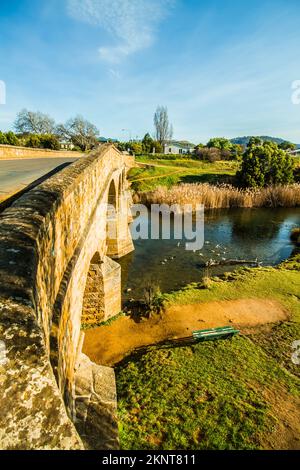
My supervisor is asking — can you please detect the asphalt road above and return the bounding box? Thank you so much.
[0,157,78,199]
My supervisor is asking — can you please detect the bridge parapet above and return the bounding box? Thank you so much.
[0,144,134,449]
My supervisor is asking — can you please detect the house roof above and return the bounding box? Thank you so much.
[165,140,195,149]
[98,137,119,143]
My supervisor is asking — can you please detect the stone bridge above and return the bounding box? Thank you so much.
[0,144,135,449]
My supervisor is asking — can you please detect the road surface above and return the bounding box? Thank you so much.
[0,157,78,200]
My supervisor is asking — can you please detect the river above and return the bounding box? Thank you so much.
[118,207,300,300]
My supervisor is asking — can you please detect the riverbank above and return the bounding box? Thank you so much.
[84,253,300,366]
[135,182,300,209]
[129,154,300,209]
[83,251,300,450]
[83,298,290,367]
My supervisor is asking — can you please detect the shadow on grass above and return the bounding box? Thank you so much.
[114,334,237,369]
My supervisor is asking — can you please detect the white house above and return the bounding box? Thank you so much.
[60,141,75,151]
[164,140,195,155]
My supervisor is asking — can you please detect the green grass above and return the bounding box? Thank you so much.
[129,157,238,192]
[163,262,300,322]
[251,321,300,378]
[81,311,126,330]
[116,254,300,450]
[117,335,300,450]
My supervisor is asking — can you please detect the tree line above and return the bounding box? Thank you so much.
[0,106,297,189]
[0,109,100,151]
[0,105,173,153]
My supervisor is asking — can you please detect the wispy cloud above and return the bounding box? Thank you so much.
[67,0,175,63]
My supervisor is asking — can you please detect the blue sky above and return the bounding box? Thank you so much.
[0,0,300,143]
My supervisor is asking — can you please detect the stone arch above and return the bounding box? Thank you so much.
[106,170,134,260]
[108,179,117,209]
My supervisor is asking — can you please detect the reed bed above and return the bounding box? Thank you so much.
[134,183,300,210]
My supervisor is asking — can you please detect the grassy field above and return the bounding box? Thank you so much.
[129,154,300,193]
[116,253,300,450]
[129,156,238,192]
[117,336,299,450]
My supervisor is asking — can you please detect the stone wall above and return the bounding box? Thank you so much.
[0,144,134,449]
[0,144,82,159]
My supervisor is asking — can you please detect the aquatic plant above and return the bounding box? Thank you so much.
[136,183,300,210]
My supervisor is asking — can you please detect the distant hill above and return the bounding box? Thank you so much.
[98,137,119,143]
[231,136,300,148]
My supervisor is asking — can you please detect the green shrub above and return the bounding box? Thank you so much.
[238,141,294,188]
[39,134,60,150]
[25,134,41,148]
[0,131,19,146]
[0,131,8,145]
[5,131,19,146]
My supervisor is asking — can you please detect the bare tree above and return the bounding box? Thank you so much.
[14,109,55,134]
[154,106,173,145]
[57,115,99,151]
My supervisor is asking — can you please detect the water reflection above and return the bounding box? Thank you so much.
[118,208,300,300]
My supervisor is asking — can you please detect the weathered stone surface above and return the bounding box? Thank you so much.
[75,354,119,450]
[0,302,83,449]
[0,144,134,449]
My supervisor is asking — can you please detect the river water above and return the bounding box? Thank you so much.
[118,208,300,300]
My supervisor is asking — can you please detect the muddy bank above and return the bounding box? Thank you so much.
[83,298,289,366]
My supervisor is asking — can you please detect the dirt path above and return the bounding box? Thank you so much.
[83,298,289,367]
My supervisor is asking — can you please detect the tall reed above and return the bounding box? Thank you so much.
[134,183,300,210]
